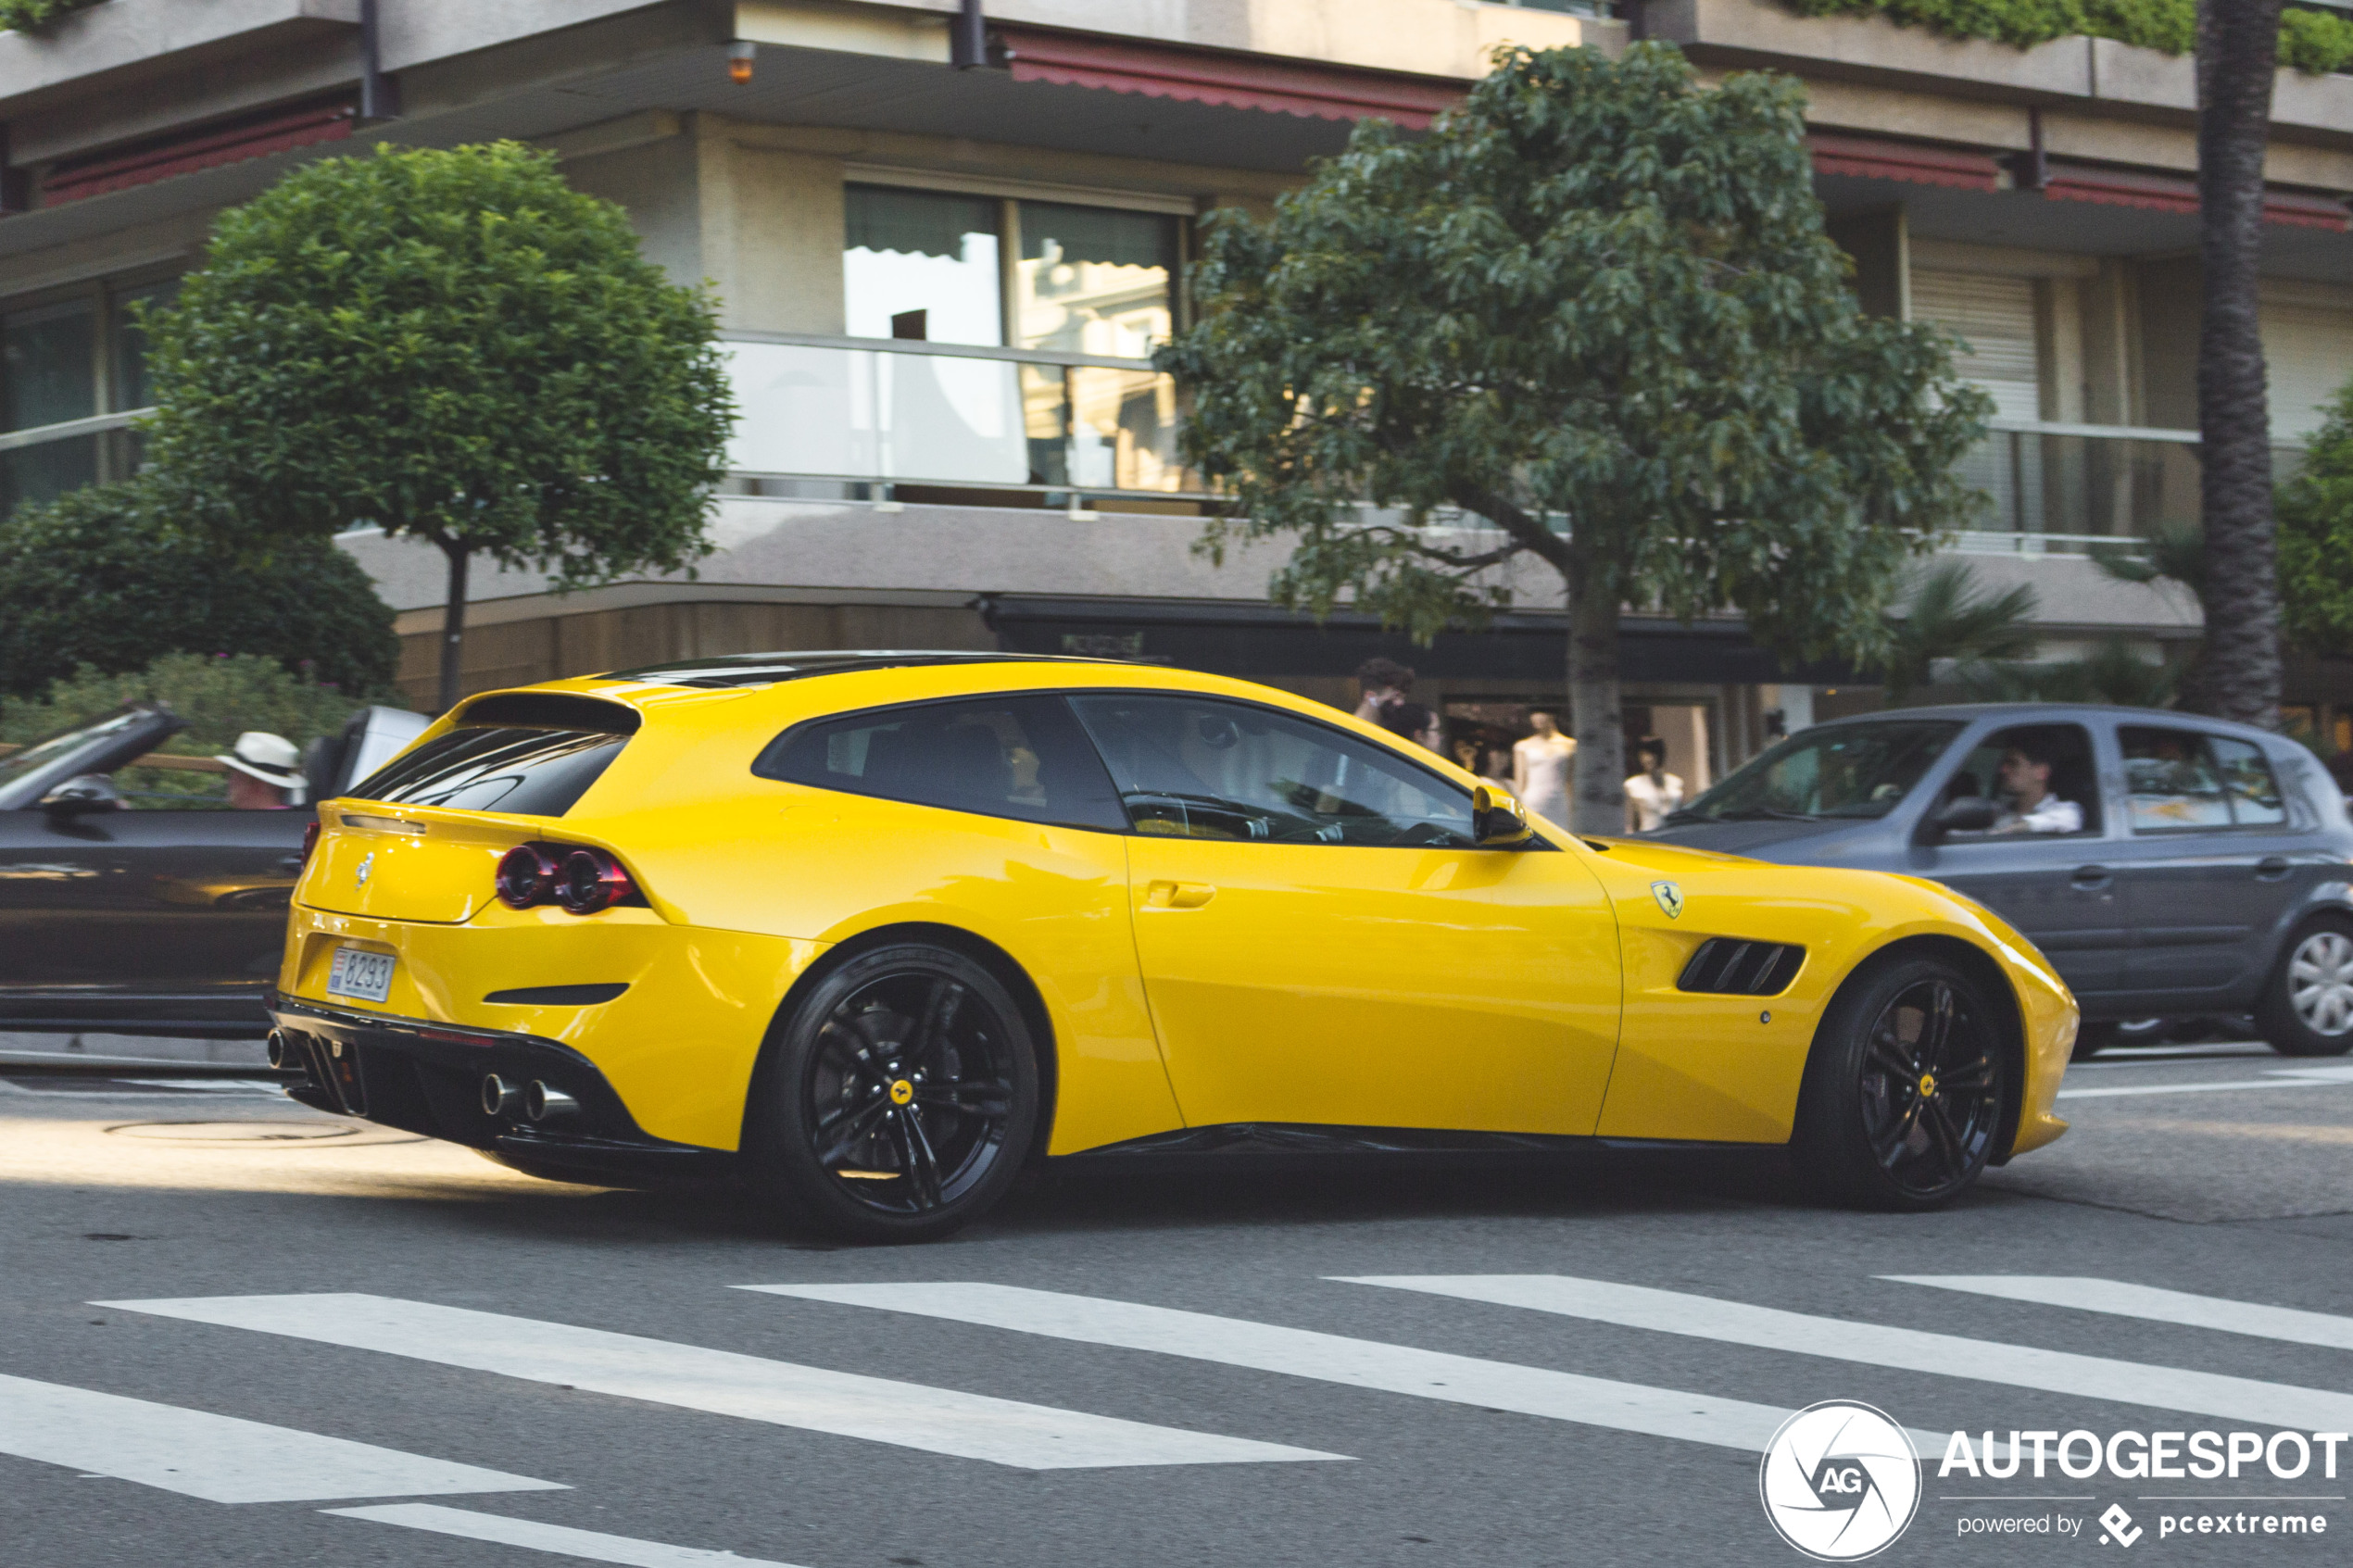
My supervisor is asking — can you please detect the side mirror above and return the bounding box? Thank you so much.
[39,772,123,818]
[1472,784,1534,847]
[1924,796,1998,841]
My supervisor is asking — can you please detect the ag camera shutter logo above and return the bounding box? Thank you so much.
[1760,1400,1922,1561]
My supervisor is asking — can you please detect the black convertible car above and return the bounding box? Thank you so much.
[0,701,423,1038]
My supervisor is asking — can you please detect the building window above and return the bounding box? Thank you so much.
[841,183,1182,353]
[0,270,178,517]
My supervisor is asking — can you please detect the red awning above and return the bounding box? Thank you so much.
[998,28,1465,129]
[44,99,356,205]
[2043,161,2349,232]
[1808,132,2001,192]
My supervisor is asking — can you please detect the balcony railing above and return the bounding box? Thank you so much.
[723,333,1205,500]
[1947,420,2308,556]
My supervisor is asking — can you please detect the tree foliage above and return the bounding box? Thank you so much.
[1160,43,1991,829]
[2278,383,2353,658]
[0,0,103,33]
[140,141,733,709]
[1779,0,2353,75]
[1876,559,2039,706]
[1959,639,2180,709]
[0,476,398,701]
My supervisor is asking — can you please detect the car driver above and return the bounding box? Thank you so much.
[1994,737,2081,834]
[216,731,308,809]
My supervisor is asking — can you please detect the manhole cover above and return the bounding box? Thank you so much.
[106,1121,366,1143]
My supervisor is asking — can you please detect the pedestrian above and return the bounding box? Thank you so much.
[1512,710,1574,827]
[1623,735,1685,832]
[1354,657,1442,753]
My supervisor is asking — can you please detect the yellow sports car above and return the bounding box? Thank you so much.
[270,653,2073,1240]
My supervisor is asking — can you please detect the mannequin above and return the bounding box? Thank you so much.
[1512,711,1575,828]
[1624,736,1686,833]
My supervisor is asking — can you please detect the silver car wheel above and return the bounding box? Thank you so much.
[2288,930,2353,1036]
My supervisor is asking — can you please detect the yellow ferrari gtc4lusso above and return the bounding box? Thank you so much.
[271,653,2074,1240]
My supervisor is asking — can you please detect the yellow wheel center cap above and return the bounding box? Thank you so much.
[1918,1073,1937,1098]
[888,1079,914,1106]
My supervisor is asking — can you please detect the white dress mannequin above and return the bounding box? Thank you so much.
[1512,717,1575,829]
[1624,768,1686,832]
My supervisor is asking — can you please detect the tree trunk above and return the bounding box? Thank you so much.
[436,542,471,715]
[1565,552,1624,836]
[2185,0,2284,726]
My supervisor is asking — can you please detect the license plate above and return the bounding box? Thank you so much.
[325,946,395,1004]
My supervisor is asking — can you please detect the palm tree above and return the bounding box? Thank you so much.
[1877,559,2040,706]
[2188,0,2285,727]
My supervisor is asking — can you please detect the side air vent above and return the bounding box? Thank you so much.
[1679,938,1804,997]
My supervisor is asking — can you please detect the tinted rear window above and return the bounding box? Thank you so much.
[351,727,627,817]
[754,695,1127,832]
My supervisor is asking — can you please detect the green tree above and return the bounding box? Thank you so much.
[2278,383,2353,655]
[0,476,398,700]
[1875,560,2040,706]
[1959,639,2181,709]
[140,141,733,712]
[1160,44,1991,831]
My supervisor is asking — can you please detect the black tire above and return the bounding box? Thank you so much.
[2256,915,2353,1058]
[2070,1021,2115,1061]
[1793,955,2010,1210]
[746,943,1038,1242]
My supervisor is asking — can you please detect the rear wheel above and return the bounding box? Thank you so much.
[2257,917,2353,1058]
[747,944,1038,1242]
[1793,956,2009,1210]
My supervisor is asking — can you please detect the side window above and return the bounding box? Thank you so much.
[2120,727,2263,832]
[1067,693,1474,847]
[2210,736,2288,829]
[1940,723,2100,838]
[753,695,1128,833]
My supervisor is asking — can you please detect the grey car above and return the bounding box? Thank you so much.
[1648,703,2353,1059]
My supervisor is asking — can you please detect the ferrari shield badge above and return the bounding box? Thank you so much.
[1651,880,1683,919]
[355,852,374,889]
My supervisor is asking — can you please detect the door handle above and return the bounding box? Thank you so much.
[2257,856,2292,881]
[2070,864,2111,890]
[1145,881,1216,909]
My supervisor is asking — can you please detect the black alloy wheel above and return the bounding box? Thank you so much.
[1793,956,2009,1210]
[749,944,1038,1242]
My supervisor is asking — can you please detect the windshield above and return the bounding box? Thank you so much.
[1674,721,1963,823]
[0,708,157,792]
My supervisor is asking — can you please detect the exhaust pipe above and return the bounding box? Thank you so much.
[522,1081,577,1123]
[267,1030,294,1070]
[481,1073,524,1117]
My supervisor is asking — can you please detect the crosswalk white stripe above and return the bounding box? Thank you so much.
[2057,1076,2353,1100]
[98,1294,1337,1471]
[327,1504,800,1566]
[1884,1275,2353,1352]
[1340,1275,2353,1434]
[740,1281,1928,1456]
[0,1372,562,1504]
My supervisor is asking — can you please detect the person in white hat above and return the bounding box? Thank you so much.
[215,731,308,809]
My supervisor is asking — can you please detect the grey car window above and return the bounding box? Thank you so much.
[1673,721,1961,823]
[2209,737,2287,829]
[2119,727,2284,833]
[1940,723,2101,839]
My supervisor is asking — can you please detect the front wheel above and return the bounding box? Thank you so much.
[747,944,1038,1242]
[1793,956,2010,1210]
[2257,917,2353,1058]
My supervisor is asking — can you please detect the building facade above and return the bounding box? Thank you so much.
[0,0,2348,785]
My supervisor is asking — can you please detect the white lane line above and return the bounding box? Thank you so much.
[739,1281,1949,1457]
[328,1504,799,1566]
[2058,1069,2353,1100]
[1884,1276,2353,1353]
[1340,1275,2353,1435]
[98,1294,1335,1472]
[0,1372,561,1504]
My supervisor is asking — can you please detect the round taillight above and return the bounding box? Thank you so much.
[496,845,560,909]
[555,847,633,914]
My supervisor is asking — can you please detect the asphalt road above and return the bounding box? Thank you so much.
[3,1040,2349,1568]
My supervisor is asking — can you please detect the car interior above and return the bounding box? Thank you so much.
[1941,722,2103,837]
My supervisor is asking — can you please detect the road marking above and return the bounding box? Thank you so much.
[740,1281,1951,1457]
[328,1504,799,1566]
[2058,1066,2353,1099]
[97,1294,1334,1471]
[0,1372,561,1504]
[1884,1276,2353,1353]
[1340,1275,2353,1434]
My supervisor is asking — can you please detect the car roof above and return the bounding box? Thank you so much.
[590,649,1126,690]
[1814,702,2291,748]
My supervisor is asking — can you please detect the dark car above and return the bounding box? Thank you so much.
[0,700,423,1039]
[1649,703,2353,1059]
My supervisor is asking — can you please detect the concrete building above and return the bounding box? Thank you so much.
[1,0,2348,784]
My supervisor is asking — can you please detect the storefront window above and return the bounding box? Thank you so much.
[842,185,1002,347]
